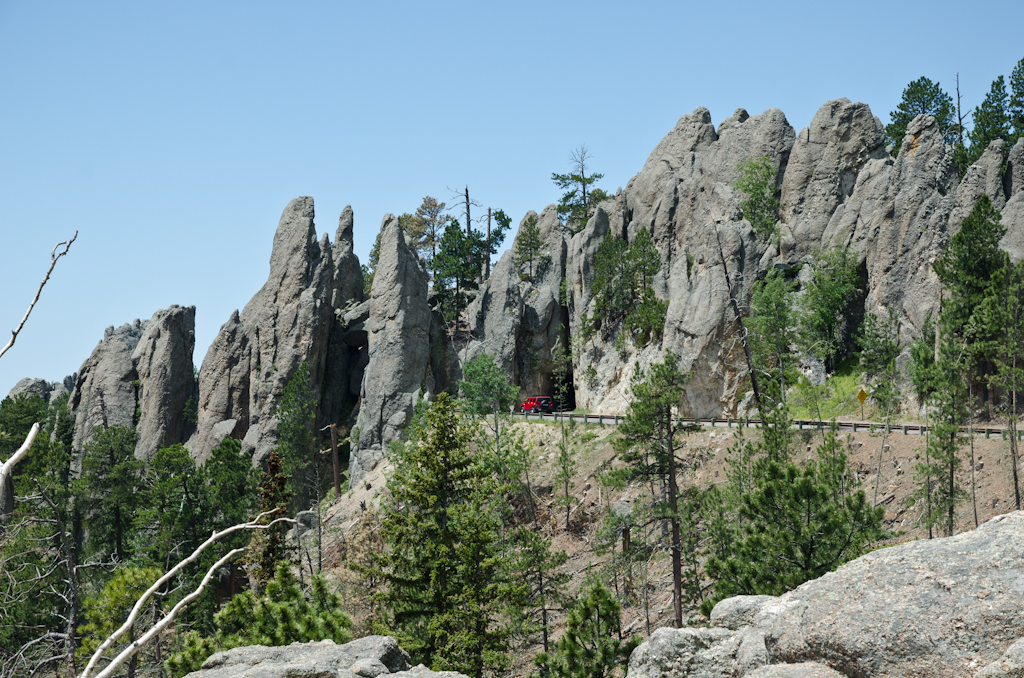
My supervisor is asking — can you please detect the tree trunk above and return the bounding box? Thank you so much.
[666,415,683,629]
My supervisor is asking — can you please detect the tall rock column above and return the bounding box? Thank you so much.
[191,197,336,464]
[351,214,431,486]
[132,305,196,460]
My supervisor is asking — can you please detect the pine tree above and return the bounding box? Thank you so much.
[967,76,1012,165]
[512,215,551,283]
[369,393,510,677]
[245,451,293,593]
[1010,57,1024,143]
[533,578,638,678]
[610,351,698,627]
[703,423,885,613]
[934,195,1007,336]
[165,561,352,677]
[797,247,860,372]
[76,425,144,562]
[750,268,797,399]
[552,145,609,232]
[276,362,318,513]
[734,155,781,241]
[978,255,1024,510]
[459,352,519,465]
[885,77,956,155]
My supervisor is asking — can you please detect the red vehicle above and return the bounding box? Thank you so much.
[521,395,554,413]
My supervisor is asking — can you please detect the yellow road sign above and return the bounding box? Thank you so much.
[858,388,868,404]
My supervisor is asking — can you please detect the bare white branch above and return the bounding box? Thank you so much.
[78,511,295,678]
[88,548,245,678]
[1,423,41,519]
[0,231,77,361]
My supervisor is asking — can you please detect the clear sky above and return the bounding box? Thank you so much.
[2,0,1022,396]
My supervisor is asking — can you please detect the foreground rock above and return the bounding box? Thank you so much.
[184,636,468,678]
[627,511,1024,678]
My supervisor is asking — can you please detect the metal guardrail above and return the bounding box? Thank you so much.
[508,411,1024,440]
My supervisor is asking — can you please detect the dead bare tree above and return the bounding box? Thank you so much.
[1,231,77,360]
[78,510,296,678]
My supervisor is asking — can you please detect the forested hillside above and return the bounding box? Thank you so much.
[3,61,1024,678]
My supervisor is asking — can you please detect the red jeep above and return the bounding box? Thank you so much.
[521,395,554,413]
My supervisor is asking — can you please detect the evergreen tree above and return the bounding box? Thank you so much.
[552,145,609,232]
[977,255,1024,510]
[407,196,447,274]
[857,309,903,504]
[1010,57,1024,142]
[459,352,519,465]
[435,219,481,324]
[797,247,860,372]
[369,393,510,677]
[505,526,568,656]
[909,335,969,537]
[76,425,144,562]
[277,362,317,512]
[135,444,205,569]
[934,195,1006,337]
[610,351,697,627]
[513,215,551,283]
[533,578,638,678]
[165,561,352,677]
[967,75,1012,165]
[245,451,293,593]
[363,229,384,296]
[734,155,781,241]
[703,423,885,614]
[591,229,667,342]
[885,77,956,155]
[750,268,797,399]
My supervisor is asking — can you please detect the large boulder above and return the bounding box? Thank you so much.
[183,636,467,678]
[626,511,1024,678]
[191,197,339,464]
[351,214,431,486]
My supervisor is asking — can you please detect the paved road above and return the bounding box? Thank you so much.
[509,411,1021,440]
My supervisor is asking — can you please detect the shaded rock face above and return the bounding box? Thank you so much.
[69,307,197,461]
[132,305,196,460]
[70,320,147,457]
[463,205,571,399]
[351,214,431,486]
[192,198,363,465]
[183,635,468,678]
[626,511,1024,678]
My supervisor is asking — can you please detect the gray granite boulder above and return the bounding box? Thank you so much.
[627,511,1024,678]
[351,214,431,485]
[183,636,468,678]
[6,378,53,402]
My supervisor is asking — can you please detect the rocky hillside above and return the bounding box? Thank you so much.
[9,98,1024,489]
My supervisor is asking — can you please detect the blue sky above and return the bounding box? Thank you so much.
[2,0,1022,396]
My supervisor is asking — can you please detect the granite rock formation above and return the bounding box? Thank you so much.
[183,635,468,678]
[625,511,1024,678]
[350,214,432,486]
[462,205,571,398]
[67,306,196,461]
[191,197,362,465]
